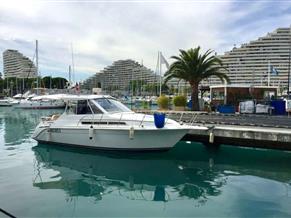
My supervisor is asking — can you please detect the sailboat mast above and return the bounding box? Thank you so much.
[159,51,162,96]
[71,43,75,83]
[36,40,39,94]
[154,51,159,96]
[69,65,72,85]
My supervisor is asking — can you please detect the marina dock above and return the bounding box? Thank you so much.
[136,110,291,151]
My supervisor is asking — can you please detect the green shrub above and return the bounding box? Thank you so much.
[157,95,169,110]
[173,95,187,107]
[142,100,149,109]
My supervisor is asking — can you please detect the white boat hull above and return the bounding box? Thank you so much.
[33,126,189,151]
[0,102,13,107]
[14,101,65,109]
[0,99,18,107]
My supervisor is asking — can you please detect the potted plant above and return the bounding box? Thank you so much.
[173,95,187,111]
[157,95,169,110]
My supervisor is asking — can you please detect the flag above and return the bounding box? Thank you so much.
[160,52,170,69]
[75,82,80,92]
[271,65,279,75]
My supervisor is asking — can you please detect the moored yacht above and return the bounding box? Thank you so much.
[0,97,19,107]
[14,94,66,109]
[32,95,196,151]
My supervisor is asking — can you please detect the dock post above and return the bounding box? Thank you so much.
[209,131,214,143]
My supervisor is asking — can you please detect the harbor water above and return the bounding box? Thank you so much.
[1,108,291,217]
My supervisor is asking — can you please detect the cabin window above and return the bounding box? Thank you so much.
[67,102,77,114]
[77,100,104,114]
[88,100,103,114]
[76,100,90,114]
[67,100,103,114]
[93,98,131,113]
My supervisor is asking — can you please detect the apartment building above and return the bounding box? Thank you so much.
[3,49,37,78]
[208,27,291,88]
[82,59,159,93]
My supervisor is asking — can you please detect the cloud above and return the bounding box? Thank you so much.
[0,0,290,81]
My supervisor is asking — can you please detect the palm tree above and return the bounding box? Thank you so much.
[164,46,230,111]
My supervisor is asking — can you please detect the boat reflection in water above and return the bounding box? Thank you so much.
[32,142,291,206]
[32,143,227,205]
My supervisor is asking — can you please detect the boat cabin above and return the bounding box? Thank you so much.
[65,95,131,115]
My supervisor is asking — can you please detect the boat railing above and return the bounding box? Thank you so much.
[139,114,146,127]
[77,115,89,126]
[176,112,198,125]
[118,113,123,126]
[76,113,160,127]
[189,113,199,125]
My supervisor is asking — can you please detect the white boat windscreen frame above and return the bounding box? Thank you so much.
[65,97,132,115]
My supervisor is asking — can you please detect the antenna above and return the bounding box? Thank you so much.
[71,43,75,83]
[159,51,162,96]
[69,65,72,85]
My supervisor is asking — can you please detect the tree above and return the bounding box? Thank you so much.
[42,76,53,88]
[52,77,68,89]
[164,46,230,111]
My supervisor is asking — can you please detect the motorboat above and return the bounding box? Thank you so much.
[0,97,19,107]
[32,95,196,151]
[14,94,66,109]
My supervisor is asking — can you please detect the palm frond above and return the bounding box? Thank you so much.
[164,46,229,85]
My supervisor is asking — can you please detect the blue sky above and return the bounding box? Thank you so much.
[0,0,290,82]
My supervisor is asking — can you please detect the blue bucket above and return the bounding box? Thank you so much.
[271,100,286,115]
[217,105,235,114]
[154,113,165,128]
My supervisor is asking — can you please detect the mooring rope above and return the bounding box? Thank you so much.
[0,208,17,218]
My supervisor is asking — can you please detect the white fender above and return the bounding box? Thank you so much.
[89,125,94,140]
[129,126,134,139]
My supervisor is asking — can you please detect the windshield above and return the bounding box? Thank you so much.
[66,100,104,114]
[93,98,131,113]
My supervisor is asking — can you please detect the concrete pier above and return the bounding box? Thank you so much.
[136,110,291,151]
[183,125,291,151]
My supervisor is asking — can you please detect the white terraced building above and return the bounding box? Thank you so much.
[82,59,159,93]
[209,27,291,89]
[3,49,37,78]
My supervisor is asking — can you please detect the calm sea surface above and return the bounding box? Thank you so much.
[1,108,291,217]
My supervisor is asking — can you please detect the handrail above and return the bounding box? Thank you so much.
[77,115,89,126]
[178,113,184,123]
[165,114,169,125]
[190,114,199,125]
[75,112,182,127]
[139,114,146,127]
[99,113,104,125]
[78,117,155,125]
[118,113,123,126]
